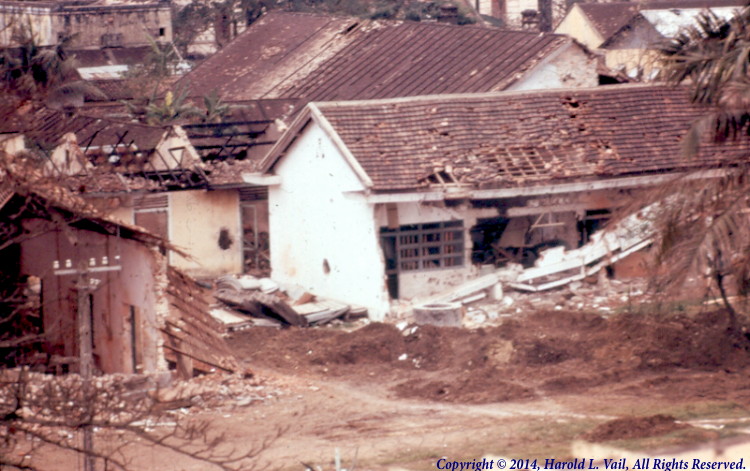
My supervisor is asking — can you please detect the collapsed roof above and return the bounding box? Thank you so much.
[262,84,750,192]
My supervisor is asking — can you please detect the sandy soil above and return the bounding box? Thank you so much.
[214,308,750,471]
[17,307,750,471]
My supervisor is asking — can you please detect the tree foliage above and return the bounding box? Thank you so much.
[660,6,750,155]
[650,4,750,330]
[0,29,103,107]
[171,0,475,57]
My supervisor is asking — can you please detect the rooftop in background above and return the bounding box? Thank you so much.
[177,11,593,102]
[561,0,746,48]
[263,84,750,192]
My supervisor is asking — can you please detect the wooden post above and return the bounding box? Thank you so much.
[76,270,95,471]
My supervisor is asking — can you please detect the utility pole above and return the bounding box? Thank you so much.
[54,256,121,471]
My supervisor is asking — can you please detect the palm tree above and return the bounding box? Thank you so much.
[660,6,750,153]
[651,4,750,335]
[0,28,102,106]
[144,88,202,125]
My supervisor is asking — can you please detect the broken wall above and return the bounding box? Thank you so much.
[54,4,172,49]
[268,121,390,320]
[507,41,599,92]
[19,221,165,375]
[151,126,200,172]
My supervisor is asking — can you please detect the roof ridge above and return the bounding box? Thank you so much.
[311,83,677,110]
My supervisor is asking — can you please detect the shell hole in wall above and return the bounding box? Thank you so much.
[323,259,330,274]
[218,228,233,250]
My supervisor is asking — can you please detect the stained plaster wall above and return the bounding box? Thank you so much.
[507,41,599,92]
[169,189,243,277]
[268,121,390,320]
[0,2,171,48]
[54,4,172,49]
[0,5,54,47]
[602,17,662,76]
[19,221,165,374]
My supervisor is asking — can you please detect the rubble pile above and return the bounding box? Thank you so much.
[211,275,366,330]
[155,373,279,414]
[464,276,652,326]
[0,369,279,425]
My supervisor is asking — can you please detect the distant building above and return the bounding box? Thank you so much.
[0,0,172,49]
[555,0,745,78]
[473,0,568,30]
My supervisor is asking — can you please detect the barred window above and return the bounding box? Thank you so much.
[381,221,464,272]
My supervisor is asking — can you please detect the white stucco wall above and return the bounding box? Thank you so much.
[508,41,599,92]
[269,121,390,320]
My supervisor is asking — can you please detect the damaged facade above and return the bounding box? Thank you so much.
[0,0,172,49]
[258,84,750,319]
[0,165,239,377]
[0,106,264,279]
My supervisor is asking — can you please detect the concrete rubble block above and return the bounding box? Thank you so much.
[237,275,261,291]
[259,277,279,293]
[412,302,463,327]
[216,275,243,292]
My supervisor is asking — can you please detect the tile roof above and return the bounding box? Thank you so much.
[277,22,570,101]
[579,0,746,42]
[269,84,750,192]
[0,105,207,191]
[577,2,640,41]
[178,11,575,102]
[176,11,363,101]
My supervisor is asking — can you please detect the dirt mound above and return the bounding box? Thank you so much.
[582,415,689,442]
[393,367,535,404]
[227,308,750,405]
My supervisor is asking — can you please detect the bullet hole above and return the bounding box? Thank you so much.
[218,228,233,250]
[323,259,330,274]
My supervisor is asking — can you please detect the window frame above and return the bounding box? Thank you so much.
[381,220,465,273]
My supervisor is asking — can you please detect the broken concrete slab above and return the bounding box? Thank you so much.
[215,289,308,326]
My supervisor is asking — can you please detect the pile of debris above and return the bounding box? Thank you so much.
[211,275,367,330]
[409,266,652,328]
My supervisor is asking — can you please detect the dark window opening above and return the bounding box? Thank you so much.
[578,209,611,246]
[380,220,464,274]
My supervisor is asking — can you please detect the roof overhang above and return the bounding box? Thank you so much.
[259,102,374,189]
[364,169,726,204]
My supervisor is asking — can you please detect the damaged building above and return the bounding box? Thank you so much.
[0,0,172,49]
[0,105,274,278]
[257,84,750,319]
[0,173,238,377]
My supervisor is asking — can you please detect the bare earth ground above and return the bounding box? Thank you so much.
[22,308,750,471]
